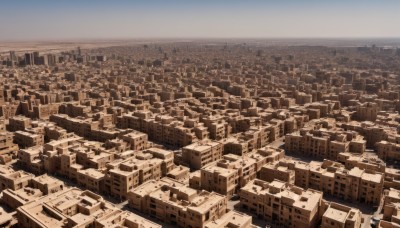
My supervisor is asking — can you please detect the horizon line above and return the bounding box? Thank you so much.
[1,36,400,43]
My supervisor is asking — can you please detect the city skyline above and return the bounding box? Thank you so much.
[0,0,400,41]
[1,1,400,227]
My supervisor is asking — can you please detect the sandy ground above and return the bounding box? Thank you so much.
[2,38,400,55]
[0,39,161,54]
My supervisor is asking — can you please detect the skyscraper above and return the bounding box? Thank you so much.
[9,51,17,67]
[24,53,34,66]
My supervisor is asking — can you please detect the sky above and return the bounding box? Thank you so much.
[0,0,399,41]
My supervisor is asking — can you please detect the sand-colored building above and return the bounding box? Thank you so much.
[200,154,256,198]
[295,160,384,205]
[30,174,64,195]
[321,202,362,228]
[121,130,149,151]
[385,168,400,190]
[95,210,162,228]
[14,130,44,148]
[337,152,386,172]
[355,102,378,121]
[204,210,254,228]
[0,132,18,155]
[259,160,295,184]
[0,170,34,191]
[128,177,228,228]
[77,168,105,193]
[18,147,44,174]
[377,141,400,162]
[17,188,160,228]
[2,187,43,209]
[239,179,323,228]
[0,207,15,227]
[144,147,175,175]
[167,165,190,182]
[285,125,366,160]
[263,158,384,205]
[381,202,400,227]
[249,146,285,174]
[182,140,223,170]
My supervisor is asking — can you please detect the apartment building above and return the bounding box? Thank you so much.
[18,147,43,174]
[128,177,228,228]
[2,187,43,209]
[104,152,163,199]
[95,210,162,228]
[72,146,114,170]
[321,202,362,228]
[341,121,389,148]
[259,160,296,184]
[17,188,159,228]
[285,127,366,160]
[14,130,44,148]
[385,168,400,190]
[355,102,378,121]
[250,146,285,174]
[50,113,100,138]
[0,132,18,155]
[121,130,149,151]
[376,141,400,162]
[167,165,190,182]
[296,160,384,205]
[0,170,34,191]
[384,188,400,207]
[204,210,253,228]
[222,137,249,155]
[337,152,386,172]
[105,167,139,200]
[189,170,202,190]
[144,147,175,175]
[77,168,105,193]
[44,124,69,141]
[208,122,227,140]
[239,179,323,228]
[381,202,400,227]
[30,174,64,195]
[118,112,198,147]
[119,153,163,184]
[181,140,223,170]
[258,157,384,205]
[200,154,256,198]
[6,115,32,132]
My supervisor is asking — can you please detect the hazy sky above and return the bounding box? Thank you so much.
[0,0,399,41]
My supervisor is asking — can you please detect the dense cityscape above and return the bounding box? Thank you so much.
[0,40,398,228]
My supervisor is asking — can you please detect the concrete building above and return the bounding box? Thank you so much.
[30,174,64,195]
[18,147,44,174]
[0,132,18,155]
[181,140,223,170]
[121,130,149,151]
[128,178,228,228]
[259,160,296,184]
[17,188,159,228]
[321,202,362,228]
[77,168,105,193]
[200,154,257,198]
[295,160,384,205]
[144,147,175,175]
[355,102,378,121]
[239,179,323,227]
[0,170,34,191]
[204,210,253,228]
[14,130,44,148]
[377,141,400,162]
[285,126,366,160]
